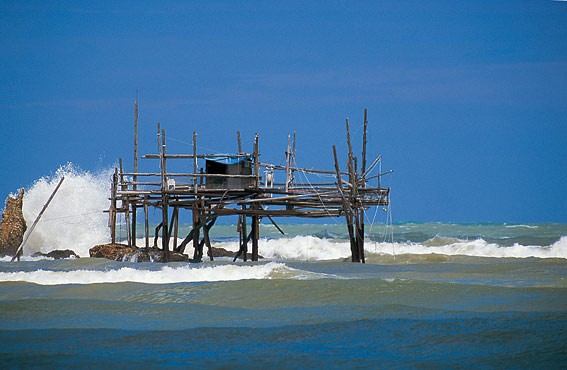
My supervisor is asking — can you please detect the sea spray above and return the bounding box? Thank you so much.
[22,163,111,257]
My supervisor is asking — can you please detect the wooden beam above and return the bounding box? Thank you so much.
[12,177,65,261]
[132,95,139,246]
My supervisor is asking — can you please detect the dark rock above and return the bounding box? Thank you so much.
[89,243,261,263]
[0,189,27,257]
[209,246,234,258]
[89,243,191,262]
[209,246,263,260]
[32,249,80,259]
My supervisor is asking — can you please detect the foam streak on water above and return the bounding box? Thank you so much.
[0,262,289,285]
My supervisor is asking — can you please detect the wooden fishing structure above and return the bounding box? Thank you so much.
[109,104,390,263]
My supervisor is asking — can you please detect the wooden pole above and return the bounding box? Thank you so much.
[254,134,259,189]
[251,213,259,261]
[353,157,365,263]
[203,221,213,261]
[291,132,296,187]
[359,109,368,263]
[192,209,201,260]
[251,134,260,260]
[144,196,149,249]
[361,109,368,176]
[285,135,290,192]
[333,145,358,262]
[346,118,354,186]
[346,119,364,262]
[110,169,118,244]
[169,206,179,251]
[191,131,201,260]
[237,131,242,154]
[132,95,139,246]
[193,132,198,193]
[120,158,131,247]
[134,95,139,177]
[201,215,217,261]
[241,211,248,261]
[12,177,65,261]
[160,127,169,261]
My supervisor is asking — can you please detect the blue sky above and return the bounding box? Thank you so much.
[1,1,566,223]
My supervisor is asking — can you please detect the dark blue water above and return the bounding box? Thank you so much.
[2,313,566,369]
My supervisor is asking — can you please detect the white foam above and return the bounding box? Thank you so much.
[0,262,289,285]
[369,236,567,259]
[212,235,567,261]
[22,163,111,257]
[215,235,350,261]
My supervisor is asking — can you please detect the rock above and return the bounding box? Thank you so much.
[0,189,27,257]
[32,249,80,259]
[89,243,191,262]
[209,246,262,260]
[89,244,261,263]
[209,246,235,258]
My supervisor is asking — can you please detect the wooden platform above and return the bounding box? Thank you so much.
[109,106,390,263]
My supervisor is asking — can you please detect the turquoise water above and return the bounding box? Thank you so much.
[1,223,566,368]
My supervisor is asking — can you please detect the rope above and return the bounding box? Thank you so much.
[297,167,338,223]
[168,135,223,155]
[39,211,104,222]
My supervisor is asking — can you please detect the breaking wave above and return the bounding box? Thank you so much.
[22,163,111,257]
[211,235,567,260]
[368,236,567,259]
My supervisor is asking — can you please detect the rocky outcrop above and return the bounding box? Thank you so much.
[89,243,191,262]
[89,243,262,263]
[32,249,80,259]
[0,189,27,257]
[210,246,262,260]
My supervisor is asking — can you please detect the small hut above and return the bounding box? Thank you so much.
[205,155,254,190]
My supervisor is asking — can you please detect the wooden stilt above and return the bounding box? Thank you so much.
[110,168,118,244]
[192,208,201,261]
[359,110,368,263]
[237,131,242,154]
[168,206,179,251]
[160,127,169,261]
[333,145,359,262]
[144,196,149,249]
[132,96,139,247]
[233,212,248,262]
[203,217,214,261]
[251,213,259,261]
[242,212,248,261]
[119,158,132,247]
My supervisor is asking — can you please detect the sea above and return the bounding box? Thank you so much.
[0,166,566,368]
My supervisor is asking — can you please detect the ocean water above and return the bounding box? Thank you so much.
[1,167,566,368]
